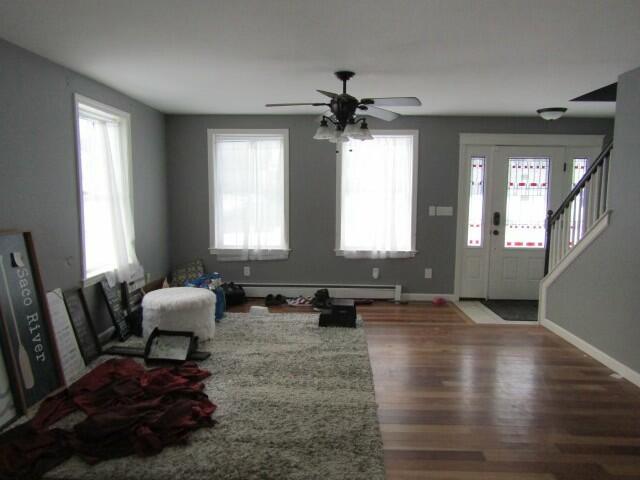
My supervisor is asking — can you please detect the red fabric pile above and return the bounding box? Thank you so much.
[0,358,216,480]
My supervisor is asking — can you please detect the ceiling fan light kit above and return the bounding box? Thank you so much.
[266,71,421,144]
[537,107,567,121]
[313,118,334,140]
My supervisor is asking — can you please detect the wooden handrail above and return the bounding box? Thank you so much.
[549,141,613,224]
[544,140,613,274]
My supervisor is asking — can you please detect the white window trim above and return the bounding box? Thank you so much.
[207,129,290,261]
[73,94,134,285]
[335,130,419,258]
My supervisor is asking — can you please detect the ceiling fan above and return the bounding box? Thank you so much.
[265,71,422,142]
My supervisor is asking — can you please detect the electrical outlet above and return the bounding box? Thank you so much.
[243,265,251,277]
[424,268,432,279]
[372,267,380,280]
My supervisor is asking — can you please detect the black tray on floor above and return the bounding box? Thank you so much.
[104,345,211,361]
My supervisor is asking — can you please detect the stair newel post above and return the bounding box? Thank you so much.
[544,209,553,275]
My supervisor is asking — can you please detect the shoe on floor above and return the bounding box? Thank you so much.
[265,294,280,307]
[287,296,312,307]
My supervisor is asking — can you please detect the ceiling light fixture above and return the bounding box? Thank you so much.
[313,118,333,140]
[537,107,567,121]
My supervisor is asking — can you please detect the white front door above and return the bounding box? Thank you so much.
[487,146,565,299]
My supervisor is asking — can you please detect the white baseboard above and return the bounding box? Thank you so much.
[240,283,400,301]
[239,283,457,303]
[542,318,640,388]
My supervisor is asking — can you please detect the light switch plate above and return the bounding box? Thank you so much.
[424,268,432,279]
[436,206,454,216]
[372,267,380,279]
[428,206,436,216]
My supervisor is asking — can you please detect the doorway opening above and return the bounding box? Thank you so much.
[455,134,604,321]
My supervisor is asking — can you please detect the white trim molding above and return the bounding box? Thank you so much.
[459,133,604,148]
[238,283,456,303]
[240,283,402,301]
[73,93,135,282]
[207,129,290,261]
[335,130,419,259]
[455,133,605,299]
[536,209,640,386]
[402,293,458,302]
[538,210,611,322]
[542,317,640,388]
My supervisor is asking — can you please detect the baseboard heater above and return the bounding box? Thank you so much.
[239,283,402,302]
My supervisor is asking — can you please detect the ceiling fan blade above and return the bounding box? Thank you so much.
[265,102,329,107]
[316,90,339,99]
[359,105,400,121]
[360,97,422,107]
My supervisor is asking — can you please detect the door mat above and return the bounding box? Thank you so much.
[482,300,538,322]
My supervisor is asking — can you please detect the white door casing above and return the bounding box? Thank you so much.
[455,134,604,301]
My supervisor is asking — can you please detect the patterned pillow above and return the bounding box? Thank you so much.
[170,259,205,287]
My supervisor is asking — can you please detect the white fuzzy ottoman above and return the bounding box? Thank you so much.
[142,287,216,342]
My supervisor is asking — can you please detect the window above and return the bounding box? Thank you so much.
[209,130,289,261]
[337,131,418,258]
[467,156,485,246]
[75,95,141,283]
[504,157,549,248]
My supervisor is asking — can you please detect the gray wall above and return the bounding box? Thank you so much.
[0,39,170,291]
[166,114,612,293]
[547,66,640,373]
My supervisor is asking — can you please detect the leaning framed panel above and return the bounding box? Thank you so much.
[0,231,64,410]
[63,289,101,365]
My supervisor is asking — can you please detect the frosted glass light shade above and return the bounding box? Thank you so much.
[313,124,333,140]
[358,125,374,140]
[537,107,567,121]
[343,122,360,137]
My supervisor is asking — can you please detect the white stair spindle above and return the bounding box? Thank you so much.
[599,154,609,216]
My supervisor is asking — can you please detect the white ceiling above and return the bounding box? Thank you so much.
[1,0,639,117]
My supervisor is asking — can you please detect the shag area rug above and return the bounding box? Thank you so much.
[47,312,385,480]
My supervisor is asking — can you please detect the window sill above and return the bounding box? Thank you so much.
[82,272,108,288]
[335,250,417,259]
[209,248,290,261]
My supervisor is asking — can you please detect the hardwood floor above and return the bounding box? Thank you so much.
[228,300,640,479]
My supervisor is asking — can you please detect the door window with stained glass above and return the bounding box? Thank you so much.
[504,157,549,248]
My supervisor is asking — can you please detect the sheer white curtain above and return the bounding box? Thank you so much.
[212,133,288,261]
[339,134,417,259]
[78,106,142,283]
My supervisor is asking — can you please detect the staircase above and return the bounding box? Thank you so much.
[544,141,613,274]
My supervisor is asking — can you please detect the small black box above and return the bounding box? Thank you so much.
[319,299,357,328]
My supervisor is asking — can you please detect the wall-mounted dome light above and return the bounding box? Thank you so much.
[537,107,567,121]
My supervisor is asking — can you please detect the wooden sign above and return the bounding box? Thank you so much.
[99,279,130,340]
[46,289,86,385]
[0,232,63,409]
[63,289,100,364]
[124,284,144,315]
